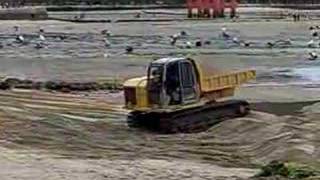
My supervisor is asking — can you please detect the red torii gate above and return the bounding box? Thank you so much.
[186,0,238,18]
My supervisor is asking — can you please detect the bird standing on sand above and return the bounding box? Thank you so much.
[34,42,44,49]
[308,51,318,60]
[14,26,24,43]
[126,46,133,53]
[104,38,111,47]
[266,41,275,48]
[104,53,111,58]
[101,29,112,37]
[266,39,292,48]
[39,28,45,33]
[311,30,318,37]
[57,35,67,41]
[180,30,188,36]
[34,28,46,49]
[185,41,192,49]
[204,40,211,45]
[240,41,252,47]
[16,34,25,43]
[170,37,177,46]
[195,40,202,47]
[39,34,46,41]
[275,39,292,46]
[221,27,230,39]
[170,33,180,46]
[79,12,86,19]
[38,29,46,41]
[135,12,141,18]
[307,39,317,48]
[232,37,252,47]
[232,37,240,44]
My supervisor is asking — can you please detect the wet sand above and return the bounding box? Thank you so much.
[1,8,320,179]
[1,90,320,180]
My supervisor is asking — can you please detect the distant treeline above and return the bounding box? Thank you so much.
[2,0,320,5]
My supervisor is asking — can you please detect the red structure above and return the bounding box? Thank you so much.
[187,0,238,18]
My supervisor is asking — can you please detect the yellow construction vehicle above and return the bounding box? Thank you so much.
[123,57,256,133]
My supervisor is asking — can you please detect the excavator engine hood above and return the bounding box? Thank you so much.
[123,77,149,110]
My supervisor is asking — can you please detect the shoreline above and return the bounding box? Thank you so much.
[45,4,320,11]
[1,4,320,13]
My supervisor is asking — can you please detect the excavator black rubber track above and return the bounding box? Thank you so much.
[127,100,250,134]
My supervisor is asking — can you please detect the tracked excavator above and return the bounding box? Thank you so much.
[123,57,256,133]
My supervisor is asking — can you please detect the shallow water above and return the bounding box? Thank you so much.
[0,18,320,85]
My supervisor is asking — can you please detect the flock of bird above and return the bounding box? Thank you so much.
[168,26,318,52]
[1,25,320,60]
[306,25,320,60]
[4,26,47,49]
[220,26,320,61]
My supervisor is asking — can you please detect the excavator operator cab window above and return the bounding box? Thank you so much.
[148,65,164,107]
[149,65,163,86]
[165,62,181,105]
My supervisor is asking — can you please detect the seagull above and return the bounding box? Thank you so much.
[125,46,133,53]
[101,29,112,36]
[39,34,46,41]
[180,30,188,36]
[204,40,211,45]
[13,26,24,43]
[309,26,315,30]
[170,38,177,46]
[308,52,318,60]
[38,28,46,41]
[169,33,180,46]
[57,35,67,41]
[16,35,25,43]
[231,37,251,47]
[172,33,181,39]
[195,40,202,47]
[39,28,45,33]
[266,41,275,48]
[275,39,292,46]
[79,13,86,19]
[284,38,292,45]
[240,41,252,47]
[13,26,20,33]
[135,12,141,18]
[104,38,111,47]
[222,27,227,32]
[221,27,230,39]
[232,37,240,44]
[185,41,192,49]
[307,39,317,48]
[170,37,177,46]
[104,53,111,58]
[311,30,318,37]
[34,42,44,49]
